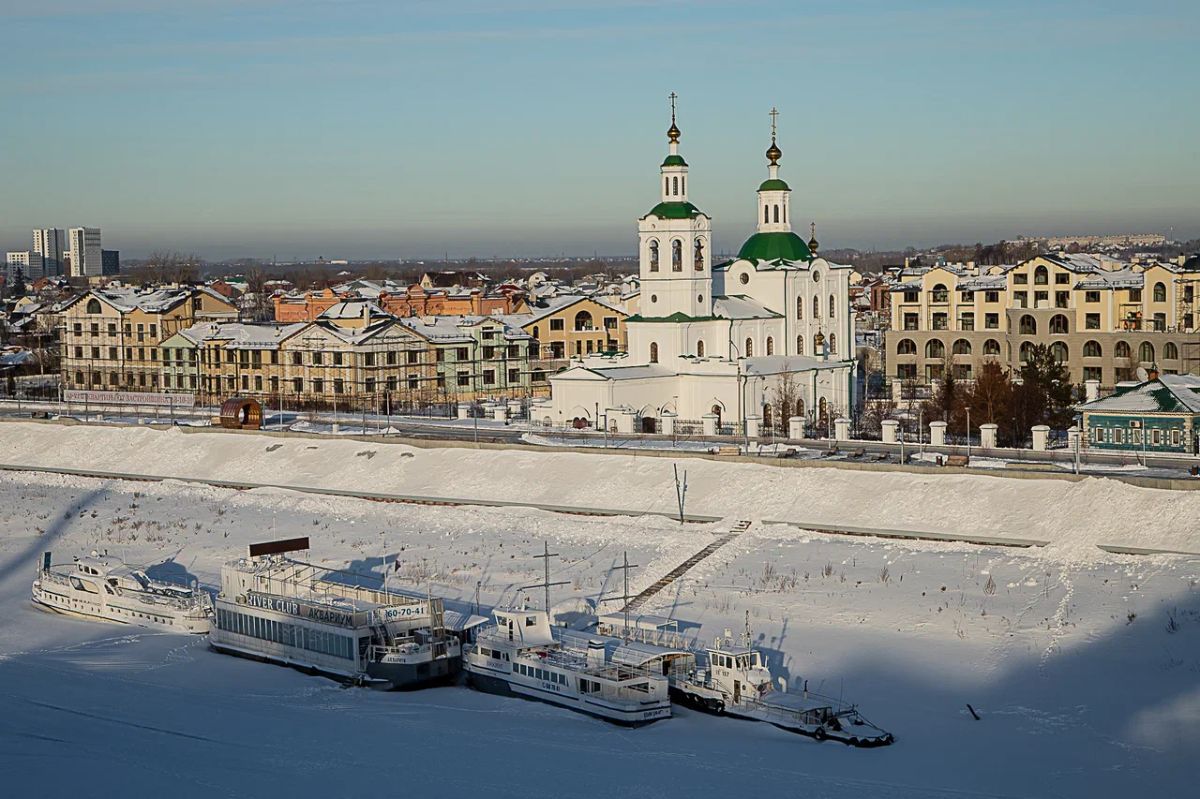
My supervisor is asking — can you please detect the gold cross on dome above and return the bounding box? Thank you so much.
[770,106,779,141]
[669,91,678,122]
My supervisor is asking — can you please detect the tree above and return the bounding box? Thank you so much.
[768,368,801,435]
[1007,343,1074,445]
[923,353,960,426]
[965,361,1015,444]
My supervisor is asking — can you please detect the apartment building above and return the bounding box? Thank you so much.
[399,314,536,403]
[510,295,629,390]
[59,286,238,391]
[68,227,103,278]
[273,281,519,322]
[886,253,1200,390]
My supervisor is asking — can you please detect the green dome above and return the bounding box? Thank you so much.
[645,201,704,220]
[758,178,790,192]
[737,231,812,262]
[661,154,688,167]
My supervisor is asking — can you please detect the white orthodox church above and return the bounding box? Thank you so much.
[548,105,856,436]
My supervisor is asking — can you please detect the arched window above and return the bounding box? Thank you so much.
[766,336,774,356]
[814,333,824,354]
[648,240,659,272]
[932,283,949,303]
[573,310,593,331]
[664,177,669,196]
[696,340,705,358]
[953,339,972,355]
[671,239,682,271]
[694,238,705,271]
[672,176,679,196]
[1115,341,1131,359]
[1019,315,1037,335]
[1049,341,1068,363]
[1049,314,1069,334]
[681,176,685,195]
[926,339,945,359]
[1034,265,1049,285]
[532,325,540,339]
[1139,342,1155,363]
[796,296,804,319]
[773,205,779,223]
[86,298,101,314]
[1019,341,1034,363]
[983,338,1001,356]
[745,338,753,357]
[828,333,836,354]
[813,295,820,318]
[764,205,770,223]
[1083,340,1102,357]
[1164,342,1179,360]
[897,339,917,355]
[829,295,836,318]
[649,342,658,363]
[796,335,804,355]
[1153,281,1167,302]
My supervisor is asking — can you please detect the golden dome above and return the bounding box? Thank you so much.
[766,140,782,165]
[667,122,681,143]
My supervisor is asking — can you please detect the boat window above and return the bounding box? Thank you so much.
[526,616,537,626]
[104,584,115,594]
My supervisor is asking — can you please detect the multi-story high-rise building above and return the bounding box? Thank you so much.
[68,227,103,277]
[885,253,1200,392]
[5,251,45,283]
[33,228,65,276]
[102,249,120,276]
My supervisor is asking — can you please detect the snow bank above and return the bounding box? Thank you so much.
[2,422,1198,557]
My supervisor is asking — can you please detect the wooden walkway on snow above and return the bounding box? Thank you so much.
[623,520,751,613]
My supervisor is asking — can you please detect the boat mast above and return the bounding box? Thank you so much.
[614,551,640,641]
[529,541,568,620]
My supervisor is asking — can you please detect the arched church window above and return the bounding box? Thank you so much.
[796,335,804,355]
[813,295,820,318]
[829,295,836,318]
[664,177,669,196]
[796,296,803,319]
[696,340,705,357]
[672,240,682,271]
[694,239,705,271]
[766,336,774,356]
[649,240,659,272]
[783,204,787,223]
[86,298,102,314]
[681,176,685,195]
[773,205,780,224]
[745,338,753,357]
[828,333,836,355]
[764,205,770,224]
[672,176,679,196]
[649,342,659,363]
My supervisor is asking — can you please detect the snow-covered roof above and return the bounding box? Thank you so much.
[712,294,781,320]
[177,321,306,349]
[1081,374,1200,414]
[1073,268,1143,290]
[317,300,389,321]
[84,285,232,314]
[742,355,849,375]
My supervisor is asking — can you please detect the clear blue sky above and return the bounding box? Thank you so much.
[1,0,1197,260]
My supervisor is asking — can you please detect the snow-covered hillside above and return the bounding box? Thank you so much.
[3,421,1200,556]
[1,460,1197,798]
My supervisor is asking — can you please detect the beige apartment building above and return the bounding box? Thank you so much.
[886,254,1200,390]
[60,286,238,391]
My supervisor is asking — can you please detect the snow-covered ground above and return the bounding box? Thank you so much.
[0,424,1198,797]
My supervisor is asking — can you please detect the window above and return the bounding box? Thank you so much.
[766,336,774,356]
[313,378,324,393]
[1013,273,1028,285]
[694,238,705,271]
[407,350,419,364]
[829,295,836,318]
[985,313,999,329]
[549,318,564,331]
[1049,341,1068,363]
[1049,314,1069,334]
[985,291,999,303]
[1019,315,1037,335]
[456,372,470,387]
[1083,366,1102,383]
[1055,291,1069,308]
[796,296,804,319]
[1139,342,1155,363]
[312,351,323,366]
[744,338,753,357]
[456,347,469,361]
[85,298,101,314]
[904,290,919,303]
[1085,291,1101,303]
[1164,342,1179,360]
[483,369,495,385]
[932,313,948,330]
[508,368,520,383]
[932,284,949,303]
[293,378,303,393]
[828,333,836,354]
[925,339,945,359]
[1019,341,1034,363]
[904,313,918,331]
[1013,291,1027,308]
[897,364,917,379]
[952,339,971,355]
[1083,340,1102,357]
[696,340,705,357]
[574,310,593,331]
[1153,313,1166,331]
[897,339,917,355]
[333,378,344,394]
[813,295,820,318]
[796,336,804,355]
[983,339,1001,356]
[364,352,375,366]
[960,312,974,331]
[1055,272,1069,285]
[649,342,658,363]
[1153,282,1167,303]
[1115,341,1131,359]
[1085,313,1100,330]
[648,240,659,272]
[671,239,682,271]
[1034,265,1048,285]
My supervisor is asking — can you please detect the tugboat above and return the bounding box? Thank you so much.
[464,605,672,725]
[209,537,462,689]
[31,550,212,634]
[592,612,895,746]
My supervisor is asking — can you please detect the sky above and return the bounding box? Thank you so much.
[0,0,1197,260]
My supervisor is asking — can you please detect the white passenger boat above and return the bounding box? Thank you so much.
[464,606,672,726]
[209,538,462,690]
[591,613,894,746]
[31,551,212,634]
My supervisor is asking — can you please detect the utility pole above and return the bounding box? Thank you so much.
[673,463,688,523]
[966,406,971,458]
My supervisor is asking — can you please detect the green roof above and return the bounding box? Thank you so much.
[737,231,812,262]
[644,201,704,220]
[758,178,791,192]
[661,154,688,167]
